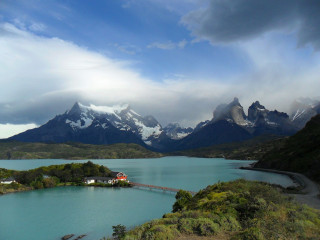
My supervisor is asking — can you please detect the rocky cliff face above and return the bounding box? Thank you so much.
[213,97,249,126]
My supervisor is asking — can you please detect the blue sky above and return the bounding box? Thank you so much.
[1,0,247,80]
[0,0,320,137]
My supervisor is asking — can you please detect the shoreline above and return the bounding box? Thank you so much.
[0,183,132,196]
[240,166,320,210]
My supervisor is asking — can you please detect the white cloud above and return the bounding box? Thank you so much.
[0,22,222,127]
[29,22,46,32]
[0,123,37,139]
[0,21,320,131]
[147,41,176,50]
[147,39,188,50]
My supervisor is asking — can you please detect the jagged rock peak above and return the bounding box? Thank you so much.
[231,97,240,105]
[249,101,266,110]
[248,101,268,122]
[213,97,247,126]
[67,102,82,116]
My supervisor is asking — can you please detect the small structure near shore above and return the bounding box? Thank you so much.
[0,177,16,184]
[111,171,128,181]
[84,176,114,185]
[84,171,128,185]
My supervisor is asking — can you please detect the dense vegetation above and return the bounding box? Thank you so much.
[0,141,162,160]
[123,180,320,240]
[0,162,125,194]
[255,114,320,183]
[176,135,285,160]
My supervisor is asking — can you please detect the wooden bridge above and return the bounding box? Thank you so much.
[130,182,197,195]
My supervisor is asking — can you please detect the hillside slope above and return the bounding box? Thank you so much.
[123,180,320,240]
[176,134,285,159]
[0,141,162,160]
[255,114,320,182]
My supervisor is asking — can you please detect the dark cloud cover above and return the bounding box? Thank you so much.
[182,0,320,49]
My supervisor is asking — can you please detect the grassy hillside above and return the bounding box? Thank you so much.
[176,135,285,160]
[255,114,320,182]
[0,141,163,160]
[122,180,320,240]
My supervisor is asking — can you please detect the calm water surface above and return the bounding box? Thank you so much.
[0,157,295,240]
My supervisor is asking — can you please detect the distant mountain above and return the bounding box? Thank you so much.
[9,98,317,152]
[193,120,210,132]
[248,101,297,136]
[290,98,320,129]
[10,102,171,149]
[213,97,250,126]
[170,98,298,151]
[211,98,297,136]
[163,123,193,140]
[255,114,320,182]
[172,119,252,150]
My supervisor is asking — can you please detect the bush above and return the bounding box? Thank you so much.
[172,190,192,212]
[112,224,126,240]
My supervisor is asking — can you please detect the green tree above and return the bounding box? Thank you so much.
[112,224,126,240]
[172,190,192,212]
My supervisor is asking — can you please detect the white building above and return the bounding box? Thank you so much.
[84,177,114,185]
[0,177,16,184]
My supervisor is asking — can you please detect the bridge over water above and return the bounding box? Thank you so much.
[130,182,197,196]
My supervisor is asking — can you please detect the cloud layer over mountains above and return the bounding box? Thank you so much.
[1,0,320,137]
[0,21,320,130]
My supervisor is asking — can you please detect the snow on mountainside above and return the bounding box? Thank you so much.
[65,102,163,146]
[290,98,320,129]
[163,123,193,140]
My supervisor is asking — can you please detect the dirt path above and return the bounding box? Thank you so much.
[241,167,320,210]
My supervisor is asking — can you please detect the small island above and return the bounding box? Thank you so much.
[0,161,130,195]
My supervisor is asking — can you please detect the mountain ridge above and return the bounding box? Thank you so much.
[8,98,318,151]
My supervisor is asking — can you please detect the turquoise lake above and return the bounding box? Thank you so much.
[0,157,295,240]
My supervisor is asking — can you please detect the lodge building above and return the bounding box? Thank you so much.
[84,171,128,185]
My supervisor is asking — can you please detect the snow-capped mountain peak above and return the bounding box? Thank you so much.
[64,102,164,146]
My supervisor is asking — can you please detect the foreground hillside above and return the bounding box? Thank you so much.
[0,141,162,160]
[255,114,320,182]
[122,180,320,240]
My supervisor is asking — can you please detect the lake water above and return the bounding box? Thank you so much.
[0,157,295,240]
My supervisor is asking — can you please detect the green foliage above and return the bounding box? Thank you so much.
[0,141,162,160]
[112,224,126,240]
[124,179,320,240]
[0,168,15,179]
[0,182,32,194]
[1,162,118,193]
[13,161,111,186]
[256,114,320,182]
[172,190,192,212]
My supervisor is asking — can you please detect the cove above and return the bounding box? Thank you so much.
[0,157,295,240]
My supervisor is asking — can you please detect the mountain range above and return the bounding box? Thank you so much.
[9,98,320,151]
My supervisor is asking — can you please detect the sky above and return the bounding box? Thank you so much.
[0,0,320,138]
